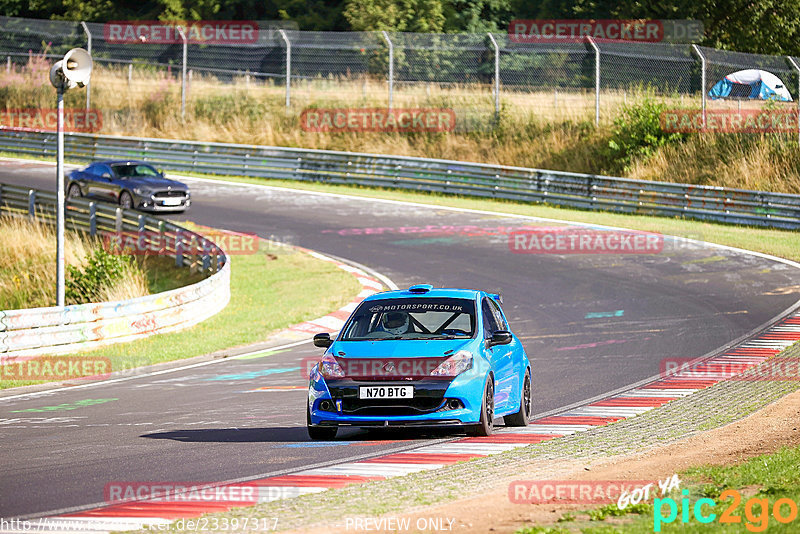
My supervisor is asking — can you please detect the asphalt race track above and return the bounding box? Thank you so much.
[2,159,800,519]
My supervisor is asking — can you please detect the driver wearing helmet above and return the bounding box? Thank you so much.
[380,311,411,335]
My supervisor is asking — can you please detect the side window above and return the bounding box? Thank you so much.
[488,299,507,331]
[482,299,500,338]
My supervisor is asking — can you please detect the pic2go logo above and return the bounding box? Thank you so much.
[654,489,800,532]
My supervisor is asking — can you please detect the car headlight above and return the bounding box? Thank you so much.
[430,350,473,377]
[133,187,153,196]
[319,353,345,379]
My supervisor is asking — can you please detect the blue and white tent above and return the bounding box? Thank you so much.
[708,69,793,101]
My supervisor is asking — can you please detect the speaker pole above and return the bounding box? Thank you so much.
[56,83,65,307]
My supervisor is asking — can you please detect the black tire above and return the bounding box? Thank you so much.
[467,377,494,437]
[67,184,82,198]
[307,405,337,440]
[505,369,532,427]
[119,191,134,209]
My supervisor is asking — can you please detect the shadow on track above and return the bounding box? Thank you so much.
[141,427,311,443]
[141,426,461,443]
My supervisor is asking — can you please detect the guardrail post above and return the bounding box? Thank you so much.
[587,36,600,126]
[177,27,187,120]
[80,22,91,113]
[381,31,394,110]
[787,56,800,147]
[115,207,122,233]
[158,220,166,255]
[175,230,184,268]
[692,45,706,128]
[89,201,96,235]
[487,32,500,118]
[28,190,35,217]
[202,244,211,272]
[137,215,145,245]
[278,29,291,109]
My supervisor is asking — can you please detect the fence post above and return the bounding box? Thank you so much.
[89,201,96,236]
[278,29,291,108]
[80,22,91,113]
[487,32,500,117]
[787,56,800,147]
[692,44,706,128]
[587,36,600,126]
[381,31,394,110]
[177,27,187,120]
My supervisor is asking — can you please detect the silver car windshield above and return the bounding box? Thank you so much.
[341,298,476,341]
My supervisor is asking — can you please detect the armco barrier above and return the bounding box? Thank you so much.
[1,129,798,229]
[0,184,230,359]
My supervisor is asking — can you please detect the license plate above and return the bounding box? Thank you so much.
[162,197,182,206]
[358,386,413,400]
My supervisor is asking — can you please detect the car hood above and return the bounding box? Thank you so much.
[125,176,188,191]
[331,338,475,359]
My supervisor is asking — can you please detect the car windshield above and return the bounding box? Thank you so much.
[112,164,161,178]
[341,297,476,341]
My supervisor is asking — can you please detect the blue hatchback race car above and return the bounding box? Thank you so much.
[307,284,532,439]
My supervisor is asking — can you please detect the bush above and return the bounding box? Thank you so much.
[605,99,687,173]
[65,247,134,305]
[193,93,267,123]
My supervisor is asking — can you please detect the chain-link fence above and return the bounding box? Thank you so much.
[2,15,800,129]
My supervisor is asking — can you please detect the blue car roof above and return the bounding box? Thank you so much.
[363,287,483,301]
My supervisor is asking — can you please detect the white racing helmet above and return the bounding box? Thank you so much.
[382,311,409,335]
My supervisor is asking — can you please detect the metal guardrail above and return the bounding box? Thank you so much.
[0,183,230,359]
[1,129,799,229]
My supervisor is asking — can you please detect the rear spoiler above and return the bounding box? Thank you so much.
[488,293,503,304]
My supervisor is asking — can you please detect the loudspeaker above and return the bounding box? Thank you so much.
[49,48,93,90]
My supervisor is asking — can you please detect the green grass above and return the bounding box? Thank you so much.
[516,446,800,533]
[0,238,361,389]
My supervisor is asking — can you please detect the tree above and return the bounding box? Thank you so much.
[344,0,446,32]
[443,0,512,33]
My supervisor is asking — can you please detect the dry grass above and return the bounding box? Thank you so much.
[3,58,800,193]
[0,215,149,309]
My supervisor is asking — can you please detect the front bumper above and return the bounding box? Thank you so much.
[308,373,486,428]
[136,193,191,212]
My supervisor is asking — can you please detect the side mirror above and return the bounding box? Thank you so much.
[488,330,512,347]
[101,172,112,180]
[313,333,332,348]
